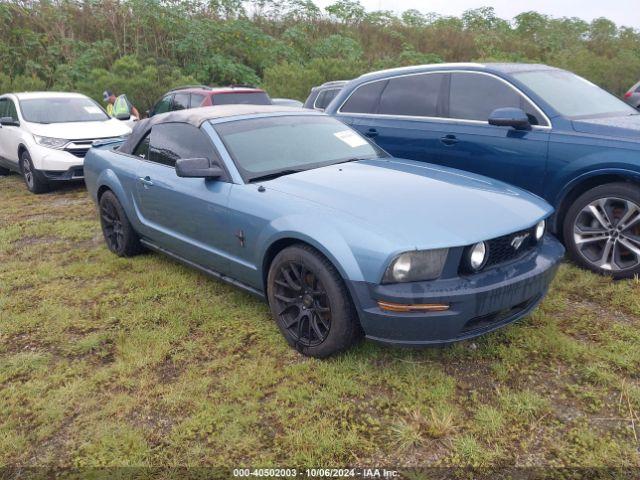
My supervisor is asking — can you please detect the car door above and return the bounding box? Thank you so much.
[343,73,452,164]
[435,71,550,196]
[0,97,21,168]
[133,122,234,274]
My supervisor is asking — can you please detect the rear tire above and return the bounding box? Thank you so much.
[20,150,49,194]
[0,165,10,176]
[267,244,361,358]
[563,182,640,279]
[99,190,144,257]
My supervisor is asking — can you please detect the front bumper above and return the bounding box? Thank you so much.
[29,143,86,171]
[350,235,564,346]
[40,165,84,181]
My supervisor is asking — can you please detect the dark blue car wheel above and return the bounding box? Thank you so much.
[267,244,361,358]
[564,183,640,279]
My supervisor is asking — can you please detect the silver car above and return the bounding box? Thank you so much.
[624,80,640,108]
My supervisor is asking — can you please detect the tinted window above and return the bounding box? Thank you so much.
[0,99,8,118]
[133,133,150,159]
[20,97,108,123]
[314,89,340,110]
[172,93,189,111]
[513,70,636,118]
[190,93,206,108]
[378,73,446,117]
[449,73,521,122]
[341,80,387,114]
[0,98,18,121]
[215,115,385,181]
[154,95,172,115]
[149,123,217,168]
[212,92,271,106]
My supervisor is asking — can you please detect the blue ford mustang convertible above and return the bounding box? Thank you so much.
[84,105,564,357]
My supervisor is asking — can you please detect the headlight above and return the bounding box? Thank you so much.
[382,249,448,284]
[535,220,546,241]
[34,135,68,149]
[468,241,488,271]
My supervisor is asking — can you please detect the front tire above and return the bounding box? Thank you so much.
[20,150,49,194]
[266,244,361,358]
[563,182,640,279]
[99,190,144,257]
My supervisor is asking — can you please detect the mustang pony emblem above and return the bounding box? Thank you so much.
[511,233,530,250]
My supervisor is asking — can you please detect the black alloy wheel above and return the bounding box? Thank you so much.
[272,259,332,347]
[98,190,143,257]
[267,244,361,357]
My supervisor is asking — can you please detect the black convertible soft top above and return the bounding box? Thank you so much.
[119,104,308,155]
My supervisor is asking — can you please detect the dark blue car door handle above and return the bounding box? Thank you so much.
[440,134,458,146]
[139,176,154,187]
[364,128,379,138]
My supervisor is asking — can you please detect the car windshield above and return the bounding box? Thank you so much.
[214,115,386,182]
[20,97,109,124]
[212,92,271,106]
[513,70,637,119]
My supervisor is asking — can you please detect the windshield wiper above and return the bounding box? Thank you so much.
[248,169,304,183]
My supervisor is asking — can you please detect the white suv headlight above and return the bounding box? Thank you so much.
[382,249,448,284]
[34,135,68,149]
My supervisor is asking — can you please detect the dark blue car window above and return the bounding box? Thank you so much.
[449,72,546,126]
[149,123,219,168]
[378,73,446,117]
[449,73,522,122]
[340,80,387,114]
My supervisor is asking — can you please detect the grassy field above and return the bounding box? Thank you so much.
[1,173,639,474]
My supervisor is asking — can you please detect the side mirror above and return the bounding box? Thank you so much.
[175,158,224,179]
[115,112,131,121]
[488,107,531,130]
[0,116,19,127]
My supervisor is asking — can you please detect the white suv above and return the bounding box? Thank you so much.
[0,92,131,193]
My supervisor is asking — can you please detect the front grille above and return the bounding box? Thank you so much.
[66,148,89,158]
[460,226,537,274]
[64,140,96,159]
[485,227,537,268]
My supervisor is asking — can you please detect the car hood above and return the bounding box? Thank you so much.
[572,114,640,140]
[265,158,552,249]
[25,118,131,140]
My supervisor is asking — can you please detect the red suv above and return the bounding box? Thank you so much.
[147,85,272,117]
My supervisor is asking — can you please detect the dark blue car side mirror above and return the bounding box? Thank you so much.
[175,158,224,179]
[488,107,531,130]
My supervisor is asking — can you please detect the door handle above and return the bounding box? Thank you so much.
[364,128,379,138]
[440,134,458,146]
[138,176,154,187]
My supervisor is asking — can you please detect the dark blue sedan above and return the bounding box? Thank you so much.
[326,63,640,278]
[84,105,563,357]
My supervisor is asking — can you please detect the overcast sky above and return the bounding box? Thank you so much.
[312,0,640,28]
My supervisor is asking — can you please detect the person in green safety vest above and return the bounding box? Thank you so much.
[102,90,140,120]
